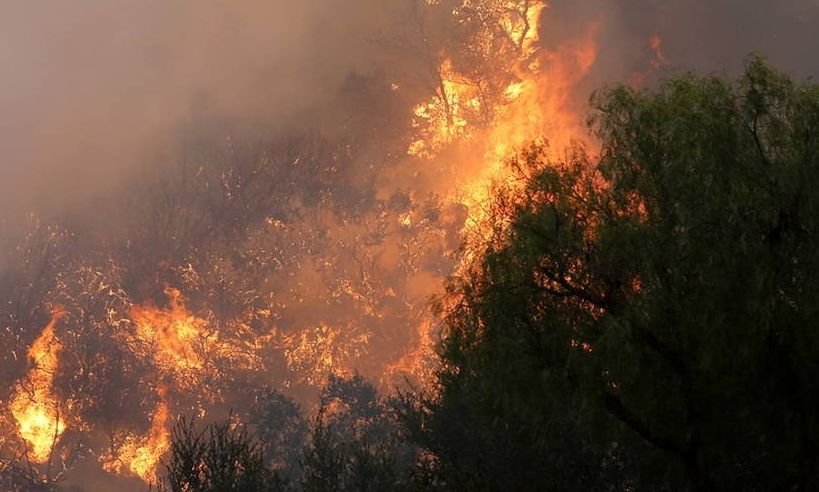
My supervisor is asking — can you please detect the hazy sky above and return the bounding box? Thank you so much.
[1,0,817,226]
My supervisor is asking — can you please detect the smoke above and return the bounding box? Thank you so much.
[1,0,816,225]
[543,0,819,101]
[0,0,402,226]
[1,1,817,490]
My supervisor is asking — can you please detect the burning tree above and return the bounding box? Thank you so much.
[0,0,603,487]
[406,56,819,490]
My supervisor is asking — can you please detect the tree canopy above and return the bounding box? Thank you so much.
[406,55,819,491]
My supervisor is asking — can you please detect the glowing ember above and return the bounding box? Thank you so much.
[283,323,370,386]
[9,308,68,463]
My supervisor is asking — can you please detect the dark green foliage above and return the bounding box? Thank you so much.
[300,375,417,492]
[404,55,819,491]
[157,417,287,492]
[247,388,308,482]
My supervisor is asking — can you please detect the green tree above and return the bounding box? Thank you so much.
[247,388,308,482]
[407,56,819,491]
[300,375,416,492]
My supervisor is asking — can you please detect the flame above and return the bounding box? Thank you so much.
[630,35,670,86]
[462,24,599,228]
[391,3,600,391]
[100,289,262,481]
[9,308,68,463]
[384,318,438,389]
[408,0,547,161]
[130,288,208,375]
[408,58,484,159]
[649,35,669,69]
[128,288,260,382]
[409,0,599,239]
[101,389,171,483]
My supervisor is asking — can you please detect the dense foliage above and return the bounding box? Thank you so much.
[157,417,287,492]
[406,55,819,491]
[159,376,417,492]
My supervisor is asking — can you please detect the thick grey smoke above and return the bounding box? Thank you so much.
[0,0,401,228]
[545,0,819,100]
[1,0,817,229]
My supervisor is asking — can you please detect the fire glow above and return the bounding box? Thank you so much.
[408,1,598,234]
[10,308,68,464]
[1,0,601,485]
[101,389,170,483]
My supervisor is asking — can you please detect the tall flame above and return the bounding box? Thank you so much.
[400,1,599,382]
[100,288,263,481]
[101,388,171,483]
[461,22,599,230]
[408,1,599,231]
[99,289,213,481]
[9,308,68,463]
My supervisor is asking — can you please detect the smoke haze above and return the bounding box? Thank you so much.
[1,1,817,490]
[0,0,400,224]
[1,0,817,226]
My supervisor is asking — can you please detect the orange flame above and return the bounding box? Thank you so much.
[384,318,438,389]
[130,287,208,375]
[282,323,370,386]
[100,288,269,482]
[408,58,484,159]
[649,35,669,69]
[391,2,600,387]
[9,308,68,463]
[408,2,599,232]
[101,388,171,483]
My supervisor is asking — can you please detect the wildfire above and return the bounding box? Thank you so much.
[408,0,599,234]
[282,323,370,386]
[101,389,171,483]
[408,58,484,159]
[9,308,68,463]
[130,288,209,375]
[0,1,604,486]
